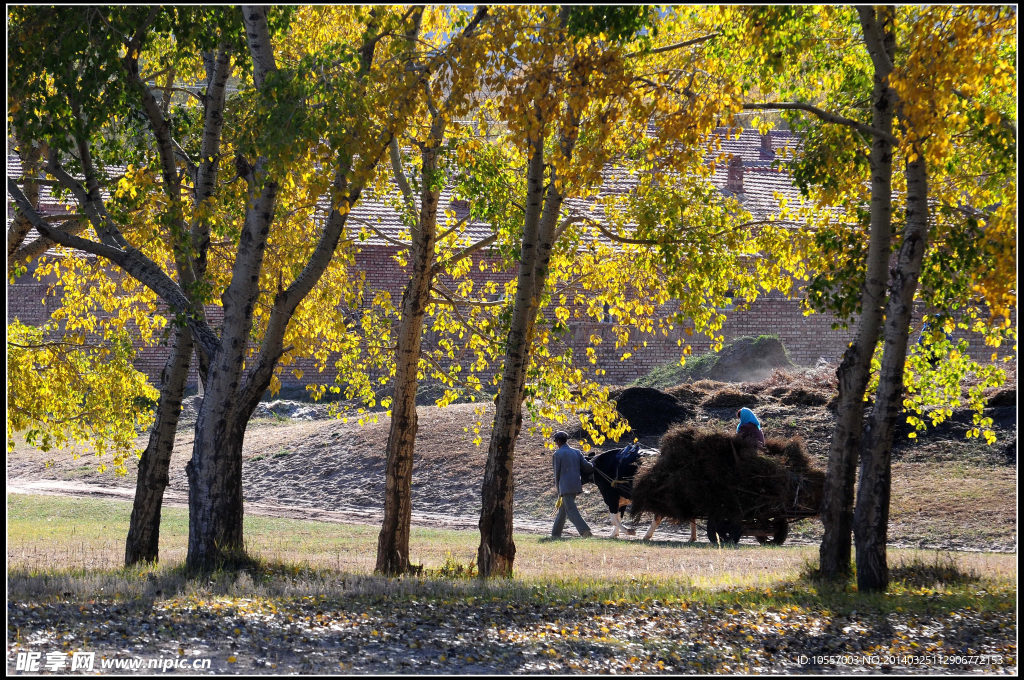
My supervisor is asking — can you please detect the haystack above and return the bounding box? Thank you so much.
[630,425,824,525]
[613,386,692,437]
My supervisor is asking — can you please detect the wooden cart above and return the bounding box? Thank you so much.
[706,509,820,546]
[703,476,822,546]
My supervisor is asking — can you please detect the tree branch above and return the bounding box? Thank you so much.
[241,5,278,90]
[435,213,473,243]
[429,283,504,350]
[192,46,233,281]
[743,102,896,143]
[581,214,781,246]
[239,8,427,412]
[10,217,87,264]
[625,32,720,59]
[388,136,418,218]
[347,215,411,250]
[431,281,506,308]
[7,139,44,269]
[460,6,490,39]
[856,6,895,76]
[45,147,129,251]
[431,233,498,276]
[8,178,221,359]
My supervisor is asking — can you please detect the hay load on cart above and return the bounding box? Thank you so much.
[629,425,825,545]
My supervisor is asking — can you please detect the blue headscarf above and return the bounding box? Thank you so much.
[737,408,761,432]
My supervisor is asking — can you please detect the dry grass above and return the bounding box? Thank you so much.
[8,365,1015,559]
[7,493,1018,678]
[888,461,1018,548]
[8,493,1017,600]
[701,388,759,407]
[6,493,812,588]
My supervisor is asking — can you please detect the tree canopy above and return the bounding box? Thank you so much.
[6,5,1016,581]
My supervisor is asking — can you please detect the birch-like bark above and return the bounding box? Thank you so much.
[186,7,430,570]
[185,177,277,570]
[854,151,929,592]
[373,10,489,573]
[241,6,276,90]
[125,329,194,564]
[477,107,578,576]
[186,8,281,570]
[818,5,896,581]
[7,135,43,271]
[477,140,546,579]
[235,9,425,417]
[477,11,581,572]
[124,46,232,566]
[376,133,442,575]
[193,48,232,283]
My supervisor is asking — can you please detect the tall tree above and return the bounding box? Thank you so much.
[8,5,431,570]
[8,7,238,564]
[474,6,782,577]
[719,5,900,580]
[123,37,236,566]
[726,5,1016,587]
[371,6,495,576]
[853,5,1016,592]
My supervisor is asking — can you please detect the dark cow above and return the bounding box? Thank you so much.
[589,446,700,540]
[585,444,696,541]
[585,444,641,538]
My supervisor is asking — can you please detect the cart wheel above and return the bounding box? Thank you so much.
[722,520,743,544]
[706,517,720,545]
[768,518,789,545]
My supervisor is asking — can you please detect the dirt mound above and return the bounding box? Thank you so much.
[256,401,334,421]
[986,388,1016,408]
[664,383,705,406]
[689,335,795,382]
[613,387,693,437]
[702,388,759,408]
[780,388,831,406]
[630,426,824,528]
[179,396,336,423]
[180,395,202,422]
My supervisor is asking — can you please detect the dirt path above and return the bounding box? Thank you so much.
[5,478,558,536]
[2,477,731,544]
[7,381,1016,553]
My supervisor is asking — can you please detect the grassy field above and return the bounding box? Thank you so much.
[8,493,1017,586]
[7,493,1018,674]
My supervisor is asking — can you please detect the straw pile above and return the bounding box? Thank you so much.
[630,425,824,525]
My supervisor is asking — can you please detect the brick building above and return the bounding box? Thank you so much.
[8,129,929,393]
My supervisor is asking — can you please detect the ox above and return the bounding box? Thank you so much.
[585,444,697,541]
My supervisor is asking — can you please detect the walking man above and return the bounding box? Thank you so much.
[551,431,593,538]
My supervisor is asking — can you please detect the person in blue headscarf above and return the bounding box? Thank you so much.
[736,407,765,447]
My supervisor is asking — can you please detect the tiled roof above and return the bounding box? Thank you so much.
[704,128,807,221]
[562,129,808,227]
[6,156,89,216]
[8,128,809,254]
[337,189,495,248]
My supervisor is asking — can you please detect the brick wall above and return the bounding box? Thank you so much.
[564,294,859,385]
[8,243,1007,394]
